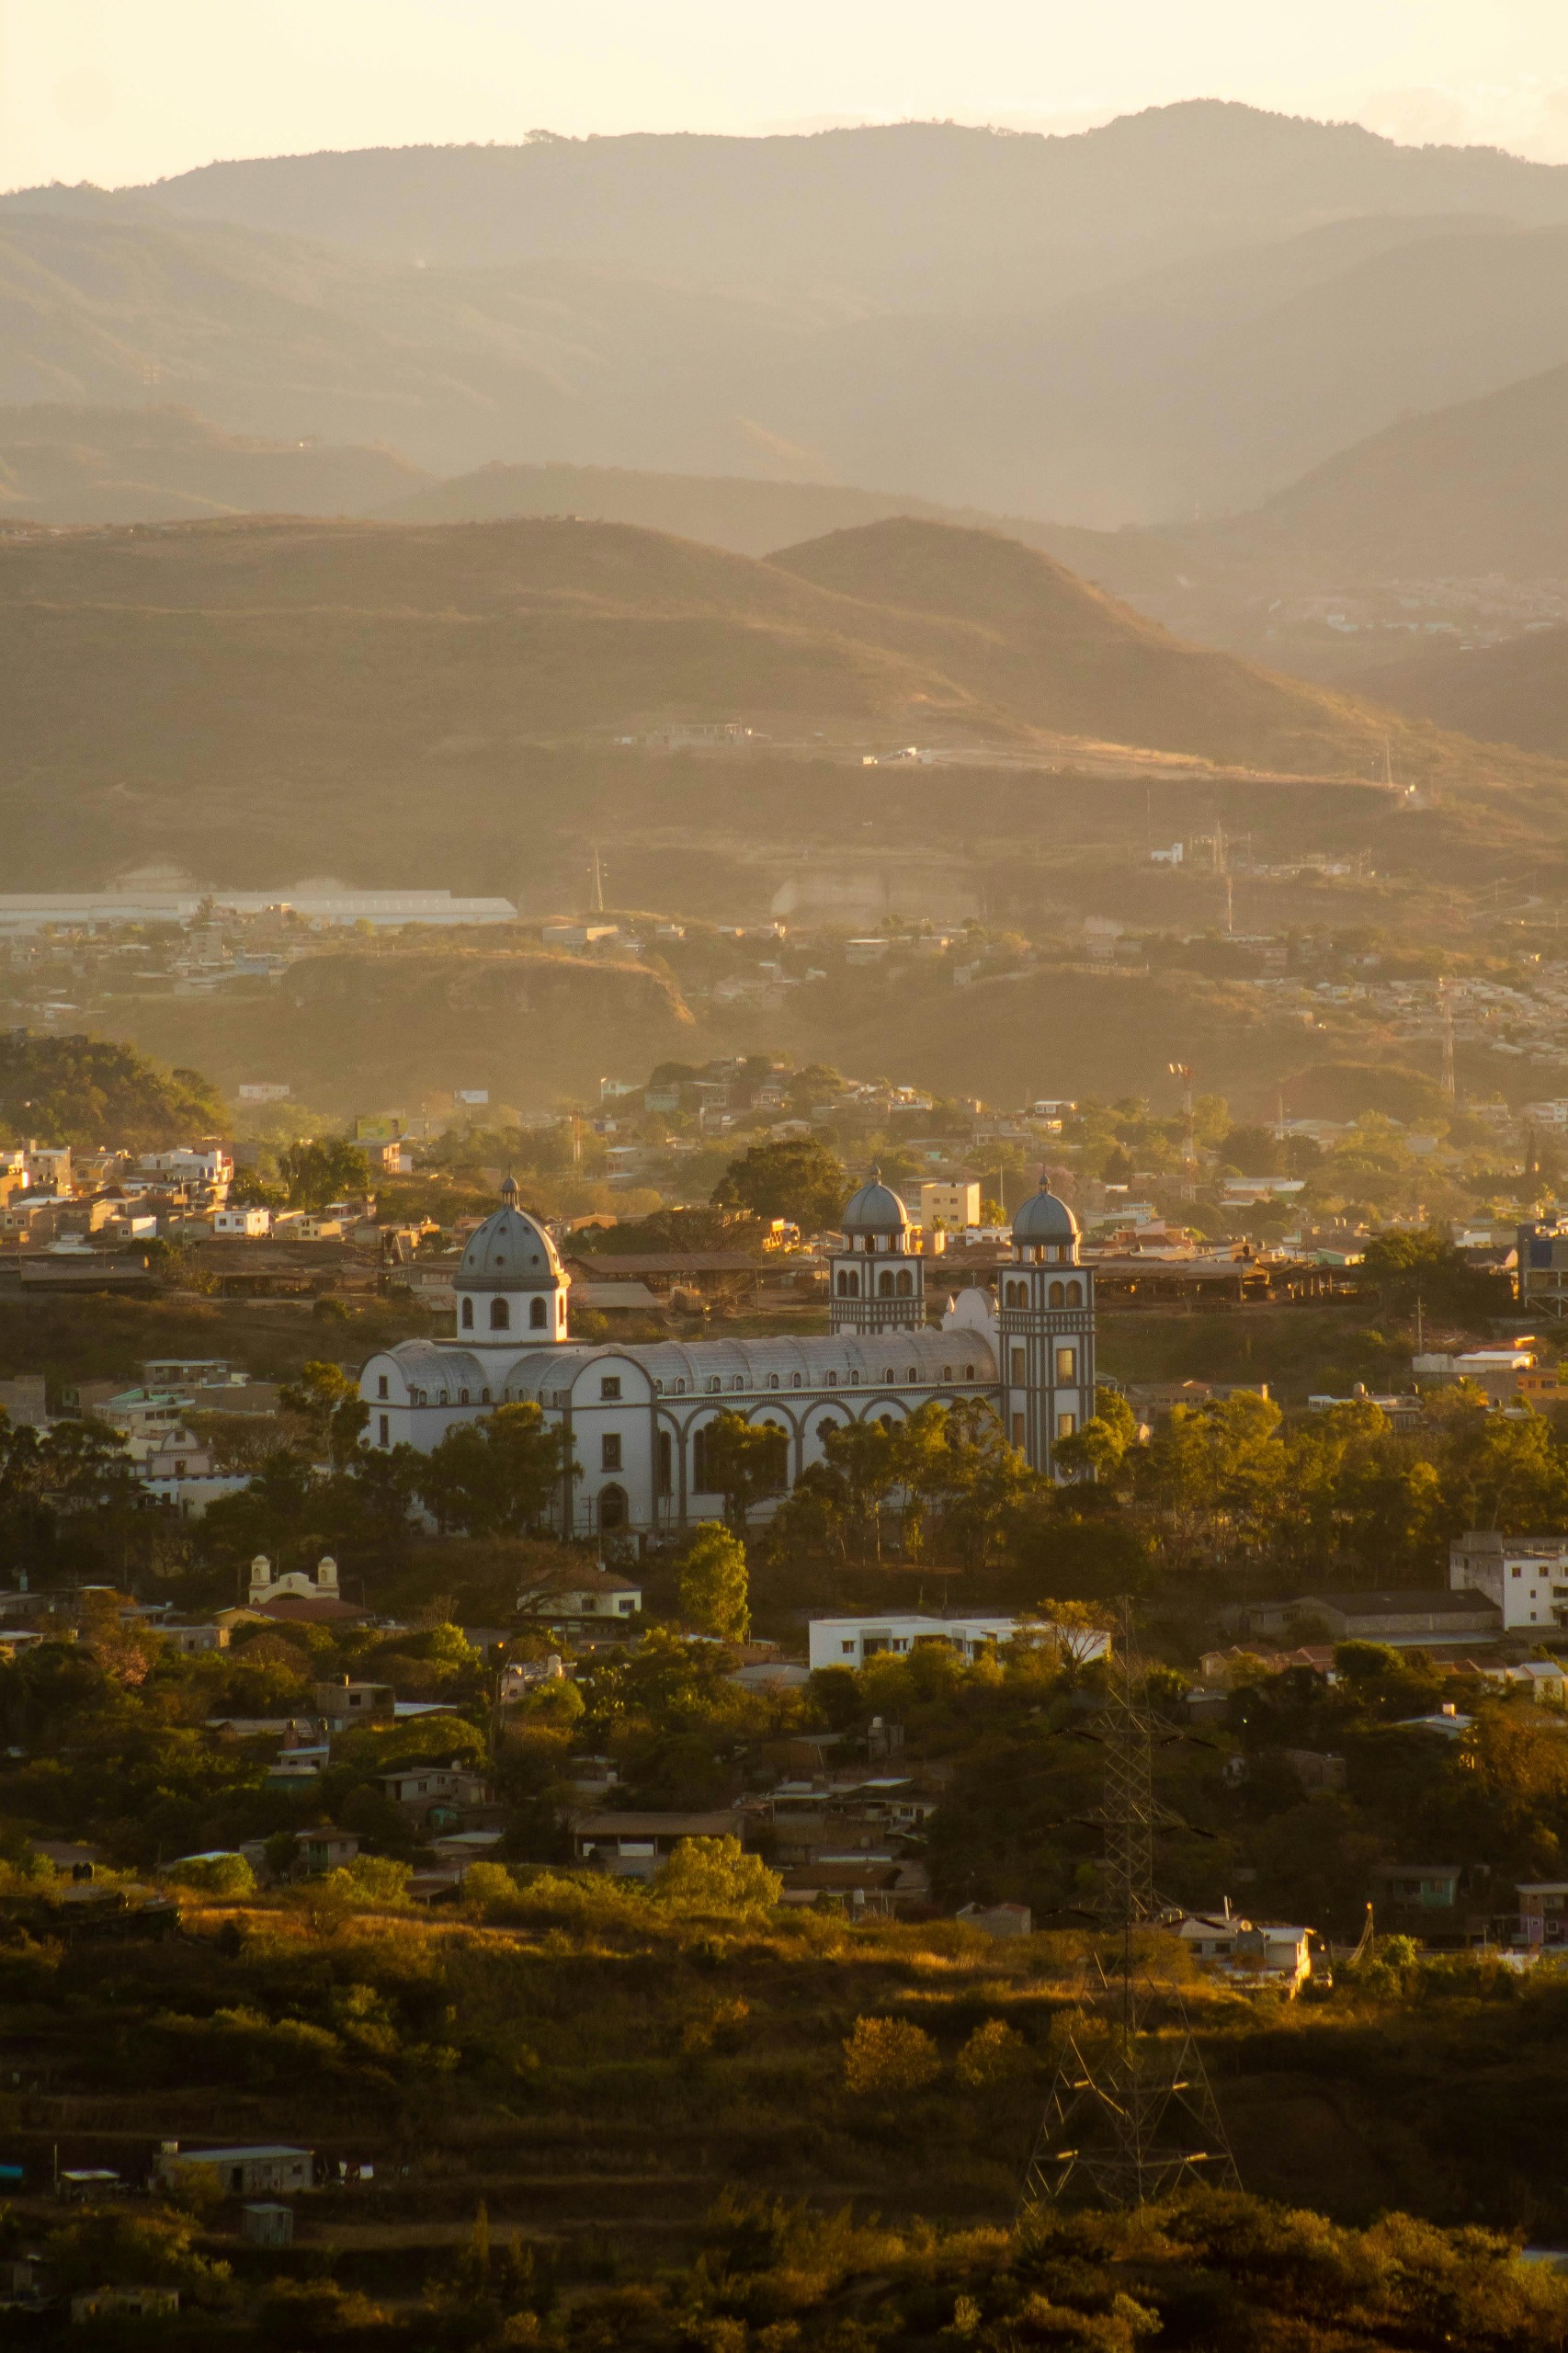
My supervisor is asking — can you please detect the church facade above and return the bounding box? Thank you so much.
[358,1172,1095,1542]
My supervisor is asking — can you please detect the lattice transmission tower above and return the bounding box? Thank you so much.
[1017,1600,1240,2224]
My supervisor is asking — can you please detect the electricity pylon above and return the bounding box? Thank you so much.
[1017,1601,1240,2223]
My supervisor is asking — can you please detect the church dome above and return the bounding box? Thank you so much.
[459,1178,562,1290]
[841,1166,910,1236]
[1012,1180,1079,1245]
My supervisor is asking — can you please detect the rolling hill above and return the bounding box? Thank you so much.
[0,403,427,524]
[0,509,1480,824]
[1355,628,1568,758]
[1210,360,1568,580]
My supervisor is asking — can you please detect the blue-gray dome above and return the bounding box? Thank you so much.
[841,1166,909,1236]
[460,1182,562,1290]
[1012,1182,1079,1245]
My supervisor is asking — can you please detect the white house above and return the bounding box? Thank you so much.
[358,1170,1097,1540]
[1450,1529,1568,1630]
[213,1206,272,1237]
[809,1613,1025,1670]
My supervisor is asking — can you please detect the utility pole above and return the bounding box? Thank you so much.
[1168,1063,1195,1190]
[589,845,606,914]
[1017,1600,1240,2222]
[1439,979,1456,1106]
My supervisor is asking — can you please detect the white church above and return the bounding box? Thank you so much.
[358,1170,1096,1541]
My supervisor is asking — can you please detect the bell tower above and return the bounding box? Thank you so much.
[830,1167,925,1335]
[998,1173,1096,1475]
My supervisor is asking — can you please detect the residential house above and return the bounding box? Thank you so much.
[807,1613,1045,1669]
[1369,1861,1467,1940]
[376,1760,493,1831]
[1518,1882,1568,1951]
[1450,1529,1568,1631]
[292,1827,361,1875]
[956,1900,1033,1938]
[571,1808,741,1881]
[517,1566,642,1628]
[157,2143,312,2198]
[313,1677,394,1730]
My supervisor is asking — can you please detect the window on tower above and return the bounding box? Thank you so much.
[1010,1347,1026,1383]
[1056,1346,1077,1382]
[1049,1279,1064,1307]
[530,1297,548,1329]
[460,1297,474,1329]
[896,1269,912,1296]
[1067,1279,1084,1305]
[490,1297,510,1331]
[878,1269,894,1297]
[1057,1411,1077,1440]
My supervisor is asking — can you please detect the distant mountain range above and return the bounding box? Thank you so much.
[11,108,1568,521]
[107,105,1568,302]
[0,511,1511,897]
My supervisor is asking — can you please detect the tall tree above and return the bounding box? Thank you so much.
[417,1404,575,1536]
[711,1137,847,1231]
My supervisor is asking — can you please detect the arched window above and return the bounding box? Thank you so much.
[657,1430,673,1496]
[943,1365,952,1381]
[1049,1280,1064,1307]
[481,1388,491,1404]
[599,1483,628,1531]
[907,1368,917,1382]
[895,1268,911,1295]
[818,1417,838,1442]
[964,1365,974,1381]
[707,1377,721,1394]
[850,1371,860,1385]
[790,1372,801,1389]
[768,1373,779,1391]
[491,1297,510,1331]
[883,1367,894,1382]
[460,1297,474,1329]
[754,1420,789,1494]
[1067,1279,1083,1305]
[529,1297,547,1329]
[878,1268,894,1297]
[460,1388,470,1404]
[827,1370,838,1388]
[438,1391,449,1405]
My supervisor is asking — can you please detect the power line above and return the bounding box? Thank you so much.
[1017,1598,1240,2221]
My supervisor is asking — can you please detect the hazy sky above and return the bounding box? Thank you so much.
[9,0,1568,189]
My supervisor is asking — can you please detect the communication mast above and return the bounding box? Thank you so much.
[1017,1601,1240,2222]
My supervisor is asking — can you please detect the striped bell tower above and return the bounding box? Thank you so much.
[997,1173,1096,1475]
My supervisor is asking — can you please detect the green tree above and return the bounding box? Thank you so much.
[711,1136,847,1230]
[842,2016,941,2095]
[277,1136,372,1209]
[677,1524,751,1640]
[279,1359,369,1468]
[418,1404,576,1536]
[653,1834,780,1914]
[698,1408,787,1527]
[1053,1387,1141,1489]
